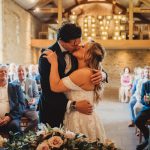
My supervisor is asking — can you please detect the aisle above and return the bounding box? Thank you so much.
[96,100,139,150]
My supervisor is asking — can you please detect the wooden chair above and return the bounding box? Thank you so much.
[138,119,150,143]
[20,117,29,132]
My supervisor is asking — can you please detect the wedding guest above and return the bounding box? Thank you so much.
[134,80,150,150]
[13,65,39,132]
[8,63,18,82]
[28,64,39,81]
[28,64,41,94]
[133,66,150,117]
[128,67,143,127]
[119,67,132,103]
[0,65,25,133]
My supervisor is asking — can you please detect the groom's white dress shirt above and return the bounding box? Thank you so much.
[58,42,72,74]
[58,42,73,113]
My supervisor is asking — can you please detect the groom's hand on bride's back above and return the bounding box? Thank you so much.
[90,69,102,85]
[91,69,108,85]
[76,100,93,115]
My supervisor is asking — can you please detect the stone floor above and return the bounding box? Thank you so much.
[95,88,140,150]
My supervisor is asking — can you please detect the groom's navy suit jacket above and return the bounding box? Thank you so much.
[38,42,78,127]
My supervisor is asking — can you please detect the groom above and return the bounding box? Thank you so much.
[38,22,103,127]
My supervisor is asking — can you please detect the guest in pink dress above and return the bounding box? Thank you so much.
[119,67,132,103]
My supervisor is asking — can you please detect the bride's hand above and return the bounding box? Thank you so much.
[43,50,57,64]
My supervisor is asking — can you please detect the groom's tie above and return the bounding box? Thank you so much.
[62,51,72,74]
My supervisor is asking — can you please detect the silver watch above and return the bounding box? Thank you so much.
[70,101,76,111]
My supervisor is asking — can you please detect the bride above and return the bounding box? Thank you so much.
[43,41,106,142]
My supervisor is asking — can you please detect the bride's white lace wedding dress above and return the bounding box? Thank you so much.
[62,76,106,142]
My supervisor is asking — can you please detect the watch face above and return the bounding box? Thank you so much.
[70,101,76,111]
[71,104,76,111]
[72,105,76,110]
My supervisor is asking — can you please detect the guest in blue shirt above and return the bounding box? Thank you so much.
[134,80,150,150]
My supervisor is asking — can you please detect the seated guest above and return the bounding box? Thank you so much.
[119,67,132,103]
[28,64,41,94]
[134,80,150,150]
[0,65,25,133]
[128,67,143,127]
[13,65,39,132]
[128,67,150,127]
[8,63,18,82]
[28,64,38,81]
[133,66,149,117]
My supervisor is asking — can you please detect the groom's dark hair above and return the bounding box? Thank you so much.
[57,22,82,42]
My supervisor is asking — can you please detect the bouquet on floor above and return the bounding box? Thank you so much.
[2,124,118,150]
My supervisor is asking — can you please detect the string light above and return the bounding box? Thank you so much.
[33,7,40,12]
[69,12,77,24]
[71,14,127,40]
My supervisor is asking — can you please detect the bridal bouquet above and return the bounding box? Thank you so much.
[2,124,118,150]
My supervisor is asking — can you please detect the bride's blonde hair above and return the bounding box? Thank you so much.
[84,41,106,103]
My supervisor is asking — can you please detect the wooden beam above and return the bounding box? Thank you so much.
[29,0,53,10]
[36,0,53,7]
[140,0,150,7]
[58,0,63,27]
[127,7,150,13]
[127,7,150,23]
[39,8,58,13]
[105,0,126,13]
[134,13,150,23]
[129,0,134,40]
[32,7,64,14]
[133,7,150,13]
[64,0,113,13]
[31,39,150,49]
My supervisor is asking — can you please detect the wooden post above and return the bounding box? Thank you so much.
[129,0,133,40]
[58,0,63,28]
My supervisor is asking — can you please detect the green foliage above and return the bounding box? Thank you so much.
[2,124,119,150]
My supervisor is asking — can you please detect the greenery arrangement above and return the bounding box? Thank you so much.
[0,124,119,150]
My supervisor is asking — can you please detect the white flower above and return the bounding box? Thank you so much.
[53,127,64,134]
[39,123,49,134]
[36,140,49,150]
[64,130,76,139]
[48,136,63,148]
[0,135,7,147]
[3,138,7,142]
[36,130,46,136]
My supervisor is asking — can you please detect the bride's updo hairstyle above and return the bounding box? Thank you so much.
[84,41,105,70]
[85,41,106,103]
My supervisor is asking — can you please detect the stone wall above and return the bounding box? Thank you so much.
[31,16,42,39]
[103,49,150,89]
[2,0,42,64]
